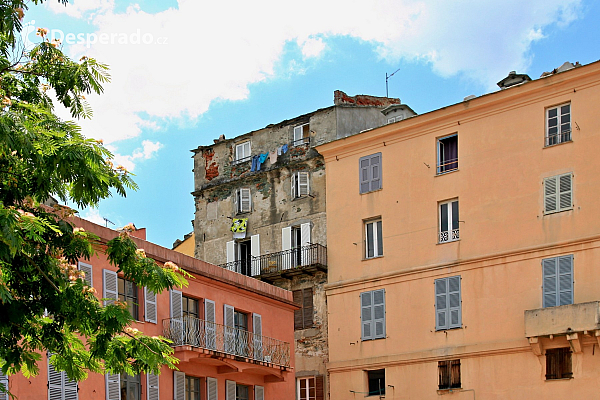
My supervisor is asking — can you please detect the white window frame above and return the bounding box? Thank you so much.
[234,141,251,162]
[364,219,383,259]
[235,188,251,214]
[297,377,316,400]
[439,199,459,243]
[543,173,572,214]
[436,134,458,174]
[545,102,571,146]
[292,171,310,198]
[293,123,310,146]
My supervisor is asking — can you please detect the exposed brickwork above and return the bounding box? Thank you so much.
[203,149,219,181]
[334,90,400,107]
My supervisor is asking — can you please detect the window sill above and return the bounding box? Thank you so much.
[362,255,384,261]
[231,157,252,165]
[545,377,573,382]
[437,239,460,245]
[291,195,312,201]
[543,139,573,149]
[360,188,383,195]
[435,326,462,332]
[437,388,463,394]
[543,207,573,216]
[435,168,459,177]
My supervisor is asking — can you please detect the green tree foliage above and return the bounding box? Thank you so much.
[0,0,189,389]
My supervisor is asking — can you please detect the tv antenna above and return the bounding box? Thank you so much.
[103,217,115,227]
[386,68,401,98]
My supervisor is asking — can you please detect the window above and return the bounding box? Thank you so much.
[183,295,199,319]
[542,255,573,308]
[234,188,251,214]
[361,289,385,341]
[226,381,250,400]
[0,371,7,400]
[365,219,383,259]
[297,377,323,400]
[236,384,249,400]
[293,123,310,146]
[546,348,572,380]
[78,261,93,286]
[546,103,571,146]
[293,288,313,330]
[438,360,461,390]
[48,354,78,400]
[235,141,251,162]
[544,173,572,214]
[186,376,200,400]
[437,134,458,174]
[147,373,159,400]
[292,171,310,198]
[439,199,459,243]
[359,153,382,194]
[120,373,140,400]
[435,276,461,330]
[367,369,385,396]
[118,277,139,320]
[387,115,403,124]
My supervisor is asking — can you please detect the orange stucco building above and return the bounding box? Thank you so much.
[318,60,600,399]
[4,217,296,400]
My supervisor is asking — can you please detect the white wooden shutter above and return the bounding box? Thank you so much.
[105,373,120,400]
[298,172,309,196]
[205,299,216,350]
[224,304,235,354]
[370,153,381,191]
[240,188,251,213]
[359,156,371,194]
[103,269,118,306]
[173,371,185,400]
[253,313,263,361]
[48,355,63,400]
[291,173,296,199]
[63,375,77,400]
[255,386,264,400]
[233,190,239,213]
[282,227,292,270]
[226,241,235,264]
[373,289,386,339]
[226,380,236,400]
[170,290,183,345]
[147,373,159,400]
[300,223,311,266]
[78,261,93,286]
[206,377,218,400]
[435,278,448,330]
[144,287,157,323]
[448,276,461,329]
[294,126,303,143]
[0,371,7,400]
[170,290,182,319]
[558,174,572,211]
[251,234,260,276]
[360,291,373,340]
[544,176,558,213]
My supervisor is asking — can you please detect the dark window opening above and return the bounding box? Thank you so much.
[546,104,571,146]
[293,288,314,330]
[438,360,461,390]
[120,373,140,400]
[367,369,385,396]
[236,384,249,400]
[237,240,252,277]
[182,296,199,319]
[437,135,458,174]
[185,376,200,400]
[546,348,572,380]
[118,277,139,320]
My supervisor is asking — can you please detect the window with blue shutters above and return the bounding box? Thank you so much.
[543,173,572,214]
[359,153,382,194]
[542,255,573,308]
[435,276,461,331]
[360,289,386,341]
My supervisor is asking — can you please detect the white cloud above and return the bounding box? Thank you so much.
[77,208,107,226]
[112,140,162,172]
[45,0,582,151]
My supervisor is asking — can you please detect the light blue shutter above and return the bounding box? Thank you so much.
[448,276,461,329]
[105,373,120,400]
[435,278,448,330]
[103,269,118,306]
[226,380,236,400]
[78,262,93,286]
[147,373,159,400]
[206,377,218,400]
[173,371,185,400]
[373,289,386,339]
[370,153,381,191]
[558,255,574,305]
[543,258,558,307]
[144,287,157,323]
[224,305,235,354]
[361,291,373,340]
[0,371,7,400]
[359,156,371,194]
[544,256,573,307]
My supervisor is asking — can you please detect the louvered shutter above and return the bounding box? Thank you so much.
[298,172,309,196]
[254,386,264,400]
[558,174,572,211]
[48,355,63,400]
[63,373,77,400]
[558,255,573,305]
[291,174,297,199]
[373,289,386,339]
[226,380,236,400]
[147,373,159,400]
[315,376,324,400]
[253,313,263,361]
[240,188,251,213]
[170,290,183,345]
[543,256,573,307]
[233,190,239,213]
[542,257,558,307]
[206,377,218,400]
[103,269,118,306]
[300,222,311,266]
[173,371,185,400]
[226,241,235,264]
[144,287,157,323]
[370,153,381,191]
[224,305,235,354]
[78,262,93,286]
[448,276,461,329]
[251,234,260,276]
[361,291,373,340]
[105,373,120,400]
[303,289,313,329]
[359,156,371,194]
[282,227,292,270]
[205,299,216,350]
[0,371,7,400]
[544,176,558,213]
[293,290,303,330]
[435,278,448,330]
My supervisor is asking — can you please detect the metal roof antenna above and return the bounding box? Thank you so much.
[386,68,401,98]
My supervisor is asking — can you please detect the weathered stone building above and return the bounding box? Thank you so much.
[191,91,412,399]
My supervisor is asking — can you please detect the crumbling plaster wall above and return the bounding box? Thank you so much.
[335,106,388,140]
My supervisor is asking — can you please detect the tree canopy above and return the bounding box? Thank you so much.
[0,0,189,390]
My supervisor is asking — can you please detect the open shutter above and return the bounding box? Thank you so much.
[205,299,216,350]
[293,290,303,330]
[558,174,572,211]
[206,377,218,400]
[361,291,373,340]
[255,386,265,400]
[291,174,297,199]
[226,241,235,264]
[48,355,63,400]
[103,269,118,306]
[370,153,381,191]
[373,289,386,339]
[303,288,313,329]
[240,188,251,213]
[147,373,159,400]
[224,305,235,354]
[251,234,260,276]
[298,172,309,196]
[226,380,236,400]
[173,371,185,400]
[233,189,239,213]
[543,258,558,307]
[315,376,325,400]
[78,262,93,286]
[253,313,263,361]
[448,276,461,328]
[144,287,157,323]
[170,290,183,345]
[300,223,311,266]
[544,176,558,213]
[558,255,573,306]
[105,373,120,400]
[0,372,7,400]
[435,278,448,330]
[282,227,292,270]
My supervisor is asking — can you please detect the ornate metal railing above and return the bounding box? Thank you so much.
[439,229,460,243]
[162,316,291,368]
[219,243,327,277]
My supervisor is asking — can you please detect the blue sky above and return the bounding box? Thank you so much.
[23,0,599,248]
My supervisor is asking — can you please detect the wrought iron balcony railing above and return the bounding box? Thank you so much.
[439,229,459,243]
[219,243,327,277]
[162,316,291,368]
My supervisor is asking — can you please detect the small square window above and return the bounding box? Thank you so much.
[439,199,459,243]
[293,123,310,146]
[367,369,385,396]
[365,219,383,258]
[297,377,316,400]
[546,103,571,146]
[234,141,251,163]
[438,360,461,390]
[437,134,458,174]
[545,348,572,380]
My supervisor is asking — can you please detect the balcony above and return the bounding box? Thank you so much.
[219,243,327,283]
[524,301,600,355]
[162,316,291,368]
